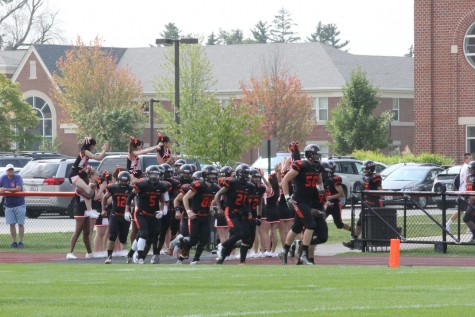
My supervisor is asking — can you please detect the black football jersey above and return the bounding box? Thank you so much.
[248,183,266,217]
[291,159,321,204]
[133,180,170,213]
[222,178,252,212]
[323,175,342,204]
[189,180,220,214]
[106,184,133,214]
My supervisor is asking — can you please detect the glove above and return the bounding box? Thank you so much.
[286,195,296,211]
[162,205,168,216]
[256,216,262,226]
[155,210,164,219]
[187,210,196,220]
[124,212,132,222]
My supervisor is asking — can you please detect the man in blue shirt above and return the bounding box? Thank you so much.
[0,164,26,248]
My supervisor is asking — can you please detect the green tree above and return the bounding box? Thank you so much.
[160,22,181,40]
[0,73,39,150]
[308,21,349,50]
[251,21,270,43]
[52,37,146,150]
[327,67,392,154]
[269,7,300,43]
[217,28,243,45]
[206,32,218,45]
[405,45,414,57]
[154,44,264,165]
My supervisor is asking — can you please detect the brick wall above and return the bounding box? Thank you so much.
[415,0,475,162]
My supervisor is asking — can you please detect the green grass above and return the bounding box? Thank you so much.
[1,264,474,316]
[0,232,88,254]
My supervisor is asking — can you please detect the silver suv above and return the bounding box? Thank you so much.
[19,158,99,218]
[97,154,203,175]
[97,154,158,174]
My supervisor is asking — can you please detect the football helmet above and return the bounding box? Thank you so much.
[250,168,262,185]
[219,166,234,178]
[179,164,193,183]
[235,164,251,183]
[362,160,376,174]
[304,144,322,162]
[201,165,218,183]
[117,171,131,187]
[174,159,186,175]
[146,165,161,183]
[192,171,203,181]
[159,163,173,179]
[321,160,336,175]
[469,161,475,175]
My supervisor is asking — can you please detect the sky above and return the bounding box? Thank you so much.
[47,0,414,57]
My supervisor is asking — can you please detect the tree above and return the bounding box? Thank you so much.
[327,66,392,155]
[0,73,39,150]
[52,37,146,150]
[160,22,181,40]
[308,21,349,50]
[251,21,270,44]
[217,28,243,45]
[206,32,218,45]
[405,45,414,57]
[0,0,63,50]
[240,61,315,151]
[154,44,264,165]
[269,7,300,43]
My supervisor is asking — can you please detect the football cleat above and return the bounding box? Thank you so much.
[150,255,160,264]
[278,250,288,265]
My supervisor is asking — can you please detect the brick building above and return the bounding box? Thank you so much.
[415,0,475,162]
[2,42,414,162]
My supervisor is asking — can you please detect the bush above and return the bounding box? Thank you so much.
[351,150,454,166]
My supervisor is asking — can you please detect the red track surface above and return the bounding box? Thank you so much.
[2,252,475,267]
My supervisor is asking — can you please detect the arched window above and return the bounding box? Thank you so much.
[26,96,53,149]
[464,22,475,68]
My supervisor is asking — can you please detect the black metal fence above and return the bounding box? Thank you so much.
[350,190,475,254]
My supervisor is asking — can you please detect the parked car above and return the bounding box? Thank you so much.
[323,157,387,207]
[97,154,202,175]
[0,155,32,169]
[382,165,444,208]
[251,153,289,176]
[380,162,440,180]
[432,165,462,209]
[19,158,99,218]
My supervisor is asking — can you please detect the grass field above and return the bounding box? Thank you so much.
[1,264,475,317]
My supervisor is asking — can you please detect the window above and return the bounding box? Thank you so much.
[392,98,400,122]
[27,96,53,148]
[466,126,475,153]
[313,97,328,121]
[464,22,475,68]
[29,61,37,79]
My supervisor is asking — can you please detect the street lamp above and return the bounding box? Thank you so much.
[155,38,199,129]
[149,99,160,145]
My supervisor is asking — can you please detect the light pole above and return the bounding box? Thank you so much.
[149,99,160,145]
[155,38,198,129]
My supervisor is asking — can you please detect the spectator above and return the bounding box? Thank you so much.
[446,152,472,233]
[0,164,26,248]
[463,160,475,242]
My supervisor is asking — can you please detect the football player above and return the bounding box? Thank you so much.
[102,171,133,264]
